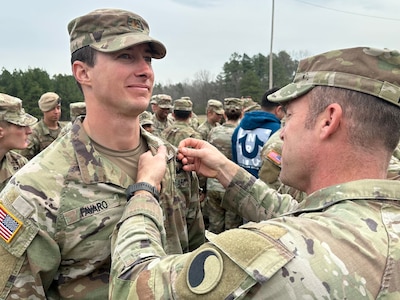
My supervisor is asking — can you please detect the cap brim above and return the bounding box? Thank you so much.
[7,113,38,127]
[90,32,166,59]
[267,83,314,103]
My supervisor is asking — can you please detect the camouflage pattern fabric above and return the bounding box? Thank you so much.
[268,47,400,107]
[258,128,307,202]
[0,151,28,191]
[394,142,400,160]
[197,120,218,141]
[151,113,174,137]
[162,121,202,147]
[206,123,242,233]
[110,168,400,299]
[19,119,64,160]
[189,111,200,130]
[0,117,204,299]
[387,154,400,180]
[68,9,166,58]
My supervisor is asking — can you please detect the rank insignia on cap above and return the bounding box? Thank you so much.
[0,204,22,243]
[187,248,223,294]
[267,150,282,166]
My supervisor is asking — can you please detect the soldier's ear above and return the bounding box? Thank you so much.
[72,61,91,87]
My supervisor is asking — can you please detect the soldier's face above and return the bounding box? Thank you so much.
[86,44,155,117]
[279,95,315,192]
[1,122,32,150]
[43,104,61,122]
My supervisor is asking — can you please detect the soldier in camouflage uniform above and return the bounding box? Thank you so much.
[139,110,154,133]
[162,98,202,147]
[0,8,204,299]
[0,93,37,191]
[180,96,200,130]
[206,97,243,233]
[110,47,400,299]
[59,101,87,136]
[197,99,224,140]
[20,92,64,160]
[150,94,174,137]
[196,99,225,222]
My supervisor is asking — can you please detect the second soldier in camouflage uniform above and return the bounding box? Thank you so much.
[0,8,204,299]
[0,93,37,191]
[162,97,202,146]
[150,94,174,137]
[20,92,64,160]
[197,99,224,140]
[206,97,243,233]
[110,47,400,299]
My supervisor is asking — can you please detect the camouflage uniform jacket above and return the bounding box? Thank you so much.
[197,120,218,140]
[110,168,400,299]
[0,118,204,299]
[151,113,173,137]
[162,120,202,147]
[207,123,236,193]
[0,151,28,191]
[20,119,65,160]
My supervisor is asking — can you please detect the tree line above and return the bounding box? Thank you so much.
[0,50,298,120]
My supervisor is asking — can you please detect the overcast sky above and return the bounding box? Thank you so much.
[1,0,399,85]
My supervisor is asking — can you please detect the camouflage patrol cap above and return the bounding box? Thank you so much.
[224,97,243,110]
[241,96,261,112]
[139,110,153,126]
[38,92,61,112]
[68,8,166,58]
[268,47,400,107]
[173,98,193,111]
[69,102,86,121]
[0,93,37,126]
[152,94,172,108]
[207,99,224,114]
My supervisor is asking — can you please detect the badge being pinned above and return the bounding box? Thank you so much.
[0,204,22,243]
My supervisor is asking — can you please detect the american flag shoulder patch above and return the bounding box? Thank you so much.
[0,203,22,243]
[267,150,282,166]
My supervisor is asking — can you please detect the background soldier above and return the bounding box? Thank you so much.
[0,93,37,190]
[20,92,64,159]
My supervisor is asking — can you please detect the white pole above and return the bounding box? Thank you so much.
[269,0,275,89]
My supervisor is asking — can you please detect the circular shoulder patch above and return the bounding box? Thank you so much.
[186,247,223,294]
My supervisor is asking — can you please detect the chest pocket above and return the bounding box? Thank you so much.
[175,223,294,299]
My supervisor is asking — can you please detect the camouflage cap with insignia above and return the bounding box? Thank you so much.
[70,102,86,121]
[207,99,224,114]
[268,47,400,107]
[68,8,166,59]
[139,110,153,126]
[38,92,61,112]
[224,97,243,110]
[173,98,193,111]
[152,94,172,109]
[0,93,37,127]
[241,96,261,112]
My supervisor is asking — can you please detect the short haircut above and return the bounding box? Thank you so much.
[306,86,400,153]
[173,110,191,120]
[261,87,281,110]
[71,46,97,93]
